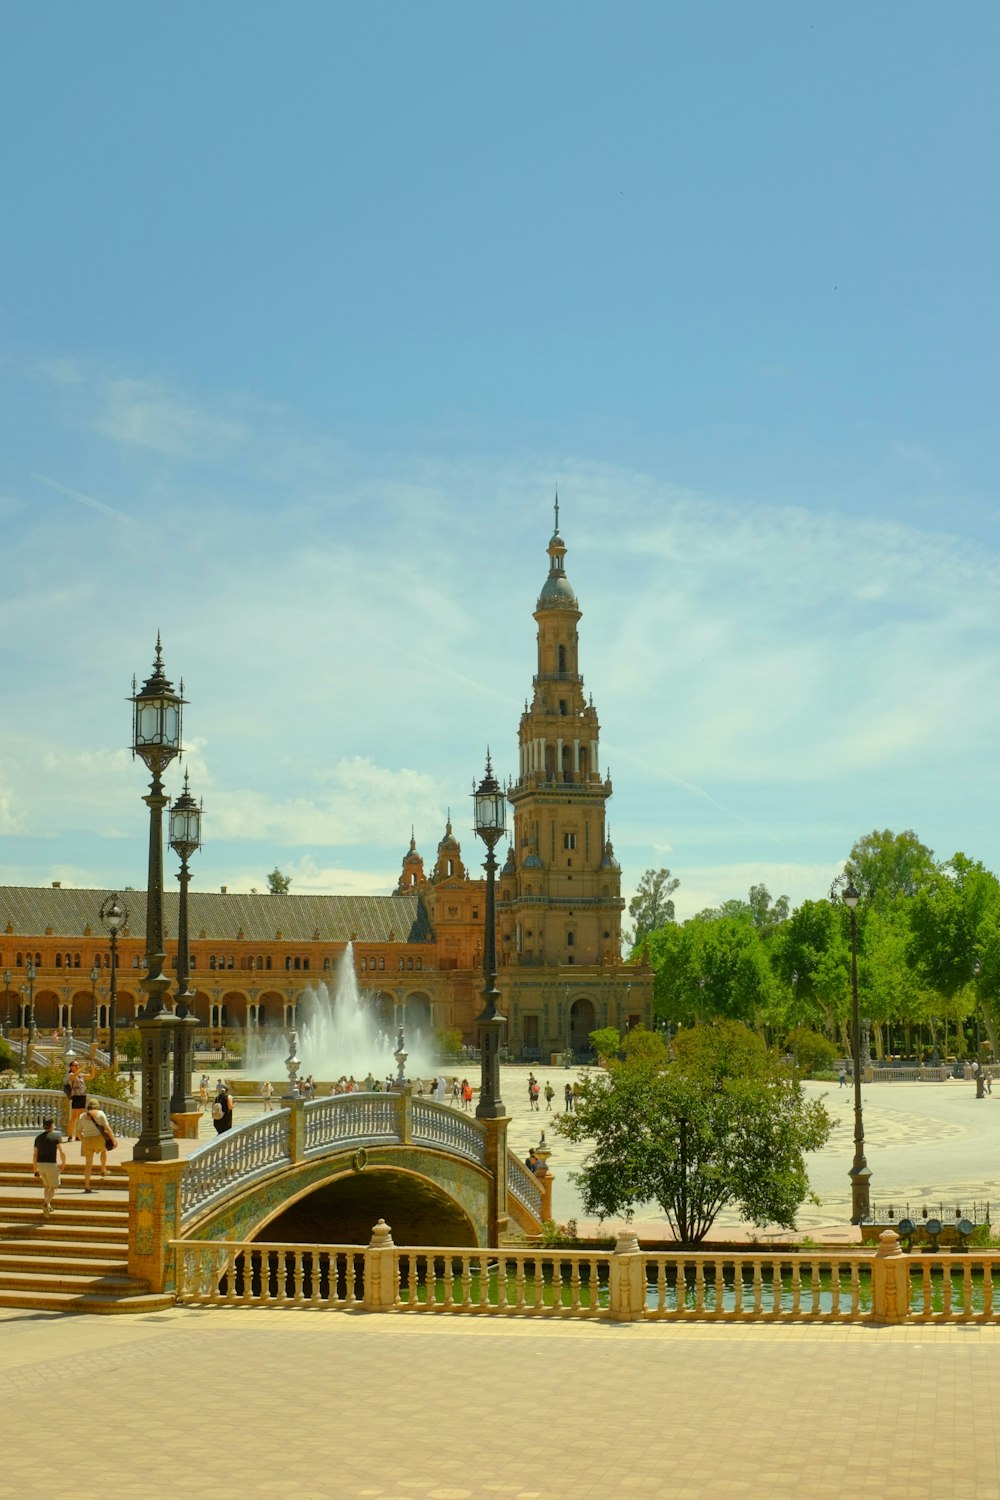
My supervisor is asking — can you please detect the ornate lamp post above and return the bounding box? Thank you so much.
[472,751,507,1120]
[169,771,202,1115]
[22,958,36,1077]
[130,636,184,1162]
[99,894,128,1074]
[89,963,100,1041]
[2,969,10,1037]
[842,882,871,1223]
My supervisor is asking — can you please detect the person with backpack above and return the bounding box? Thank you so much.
[212,1082,234,1134]
[544,1080,555,1111]
[529,1078,540,1111]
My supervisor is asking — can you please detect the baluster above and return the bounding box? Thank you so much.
[532,1256,545,1312]
[962,1262,974,1321]
[941,1261,953,1318]
[496,1255,508,1312]
[512,1255,526,1311]
[752,1259,763,1315]
[460,1254,473,1309]
[224,1244,239,1305]
[790,1259,801,1317]
[568,1257,581,1314]
[694,1258,706,1313]
[732,1257,743,1318]
[292,1249,305,1307]
[984,1262,993,1318]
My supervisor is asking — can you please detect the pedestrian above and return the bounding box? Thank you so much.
[32,1116,67,1216]
[212,1082,234,1134]
[128,1066,137,1098]
[78,1098,116,1190]
[461,1078,473,1111]
[530,1079,540,1111]
[451,1077,460,1107]
[199,1075,210,1109]
[434,1075,447,1103]
[63,1059,87,1140]
[564,1082,574,1113]
[524,1148,539,1174]
[260,1080,274,1112]
[544,1080,554,1111]
[838,1065,847,1088]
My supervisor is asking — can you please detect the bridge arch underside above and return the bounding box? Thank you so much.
[186,1147,491,1249]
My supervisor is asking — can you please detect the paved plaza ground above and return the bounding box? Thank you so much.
[5,1067,1000,1497]
[3,1301,1000,1500]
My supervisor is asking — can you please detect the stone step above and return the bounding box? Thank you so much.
[0,1265,145,1294]
[0,1287,175,1315]
[0,1207,129,1233]
[0,1217,128,1243]
[0,1170,129,1192]
[0,1235,129,1261]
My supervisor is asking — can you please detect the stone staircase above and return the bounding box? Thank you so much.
[0,1161,173,1314]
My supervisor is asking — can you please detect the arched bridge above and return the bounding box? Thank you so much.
[172,1093,545,1254]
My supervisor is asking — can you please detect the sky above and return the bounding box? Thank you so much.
[1,2,998,923]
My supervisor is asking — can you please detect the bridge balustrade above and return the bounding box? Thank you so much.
[507,1152,543,1219]
[411,1099,487,1166]
[182,1110,292,1221]
[303,1093,400,1154]
[0,1088,141,1139]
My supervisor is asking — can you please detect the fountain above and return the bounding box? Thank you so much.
[245,943,435,1085]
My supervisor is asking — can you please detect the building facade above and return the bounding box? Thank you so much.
[0,516,651,1058]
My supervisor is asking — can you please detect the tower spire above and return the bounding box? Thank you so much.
[554,490,559,534]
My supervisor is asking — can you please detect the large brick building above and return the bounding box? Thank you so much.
[0,515,651,1057]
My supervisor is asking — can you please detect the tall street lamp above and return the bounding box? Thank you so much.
[22,959,36,1077]
[472,751,507,1120]
[130,635,184,1162]
[89,963,100,1041]
[842,882,871,1223]
[2,969,11,1038]
[169,770,202,1115]
[99,894,128,1074]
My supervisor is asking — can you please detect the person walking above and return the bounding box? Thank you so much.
[461,1078,473,1111]
[32,1116,66,1216]
[78,1099,116,1190]
[564,1082,574,1113]
[260,1080,274,1112]
[212,1082,234,1134]
[544,1080,555,1111]
[199,1075,210,1110]
[64,1059,87,1141]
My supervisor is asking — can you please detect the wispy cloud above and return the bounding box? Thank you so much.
[31,471,133,524]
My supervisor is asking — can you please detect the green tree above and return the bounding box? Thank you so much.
[844,828,936,909]
[589,1026,622,1064]
[620,1025,669,1069]
[627,868,680,948]
[267,868,292,894]
[557,1021,831,1243]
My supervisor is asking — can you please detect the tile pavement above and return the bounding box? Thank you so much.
[2,1305,1000,1499]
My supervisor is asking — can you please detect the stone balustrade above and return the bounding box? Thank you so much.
[411,1098,487,1166]
[0,1087,141,1139]
[506,1151,543,1219]
[171,1226,1000,1325]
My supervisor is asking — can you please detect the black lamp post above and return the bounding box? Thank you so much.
[842,882,871,1223]
[89,963,100,1041]
[472,751,507,1120]
[2,969,10,1038]
[23,959,36,1077]
[99,894,128,1074]
[130,636,184,1162]
[169,770,202,1115]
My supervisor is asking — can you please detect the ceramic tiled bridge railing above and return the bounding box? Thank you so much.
[171,1223,1000,1325]
[177,1091,539,1226]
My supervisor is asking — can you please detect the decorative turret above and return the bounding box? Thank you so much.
[397,828,426,892]
[433,813,466,883]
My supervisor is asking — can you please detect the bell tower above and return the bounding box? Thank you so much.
[502,504,624,973]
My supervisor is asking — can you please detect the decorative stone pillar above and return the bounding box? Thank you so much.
[125,1157,186,1294]
[363,1219,397,1311]
[481,1115,510,1245]
[609,1228,645,1323]
[285,1094,306,1163]
[870,1229,910,1325]
[533,1132,554,1222]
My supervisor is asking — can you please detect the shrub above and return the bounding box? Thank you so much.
[0,1037,15,1072]
[588,1026,621,1064]
[434,1026,464,1061]
[89,1068,129,1101]
[785,1028,838,1078]
[118,1029,141,1062]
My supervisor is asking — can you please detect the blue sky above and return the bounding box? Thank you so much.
[1,2,998,921]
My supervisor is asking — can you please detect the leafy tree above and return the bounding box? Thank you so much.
[589,1026,622,1064]
[844,828,936,909]
[627,868,680,947]
[620,1025,669,1069]
[557,1021,831,1243]
[784,1027,838,1077]
[0,1036,15,1072]
[267,867,292,895]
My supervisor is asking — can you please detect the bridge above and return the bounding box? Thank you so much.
[0,1088,547,1309]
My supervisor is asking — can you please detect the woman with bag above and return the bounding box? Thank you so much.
[78,1098,116,1191]
[64,1060,88,1141]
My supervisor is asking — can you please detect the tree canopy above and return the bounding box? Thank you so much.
[557,1021,831,1243]
[266,868,292,894]
[627,867,680,948]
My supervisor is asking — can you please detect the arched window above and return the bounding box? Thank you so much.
[406,958,413,971]
[210,955,217,971]
[398,957,404,970]
[73,954,80,967]
[558,644,567,672]
[322,957,330,971]
[227,956,234,970]
[293,957,301,972]
[55,954,63,969]
[285,956,292,972]
[378,957,385,971]
[132,955,139,968]
[16,953,23,966]
[265,957,272,971]
[303,958,310,971]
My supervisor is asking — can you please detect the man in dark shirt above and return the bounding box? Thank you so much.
[32,1117,67,1216]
